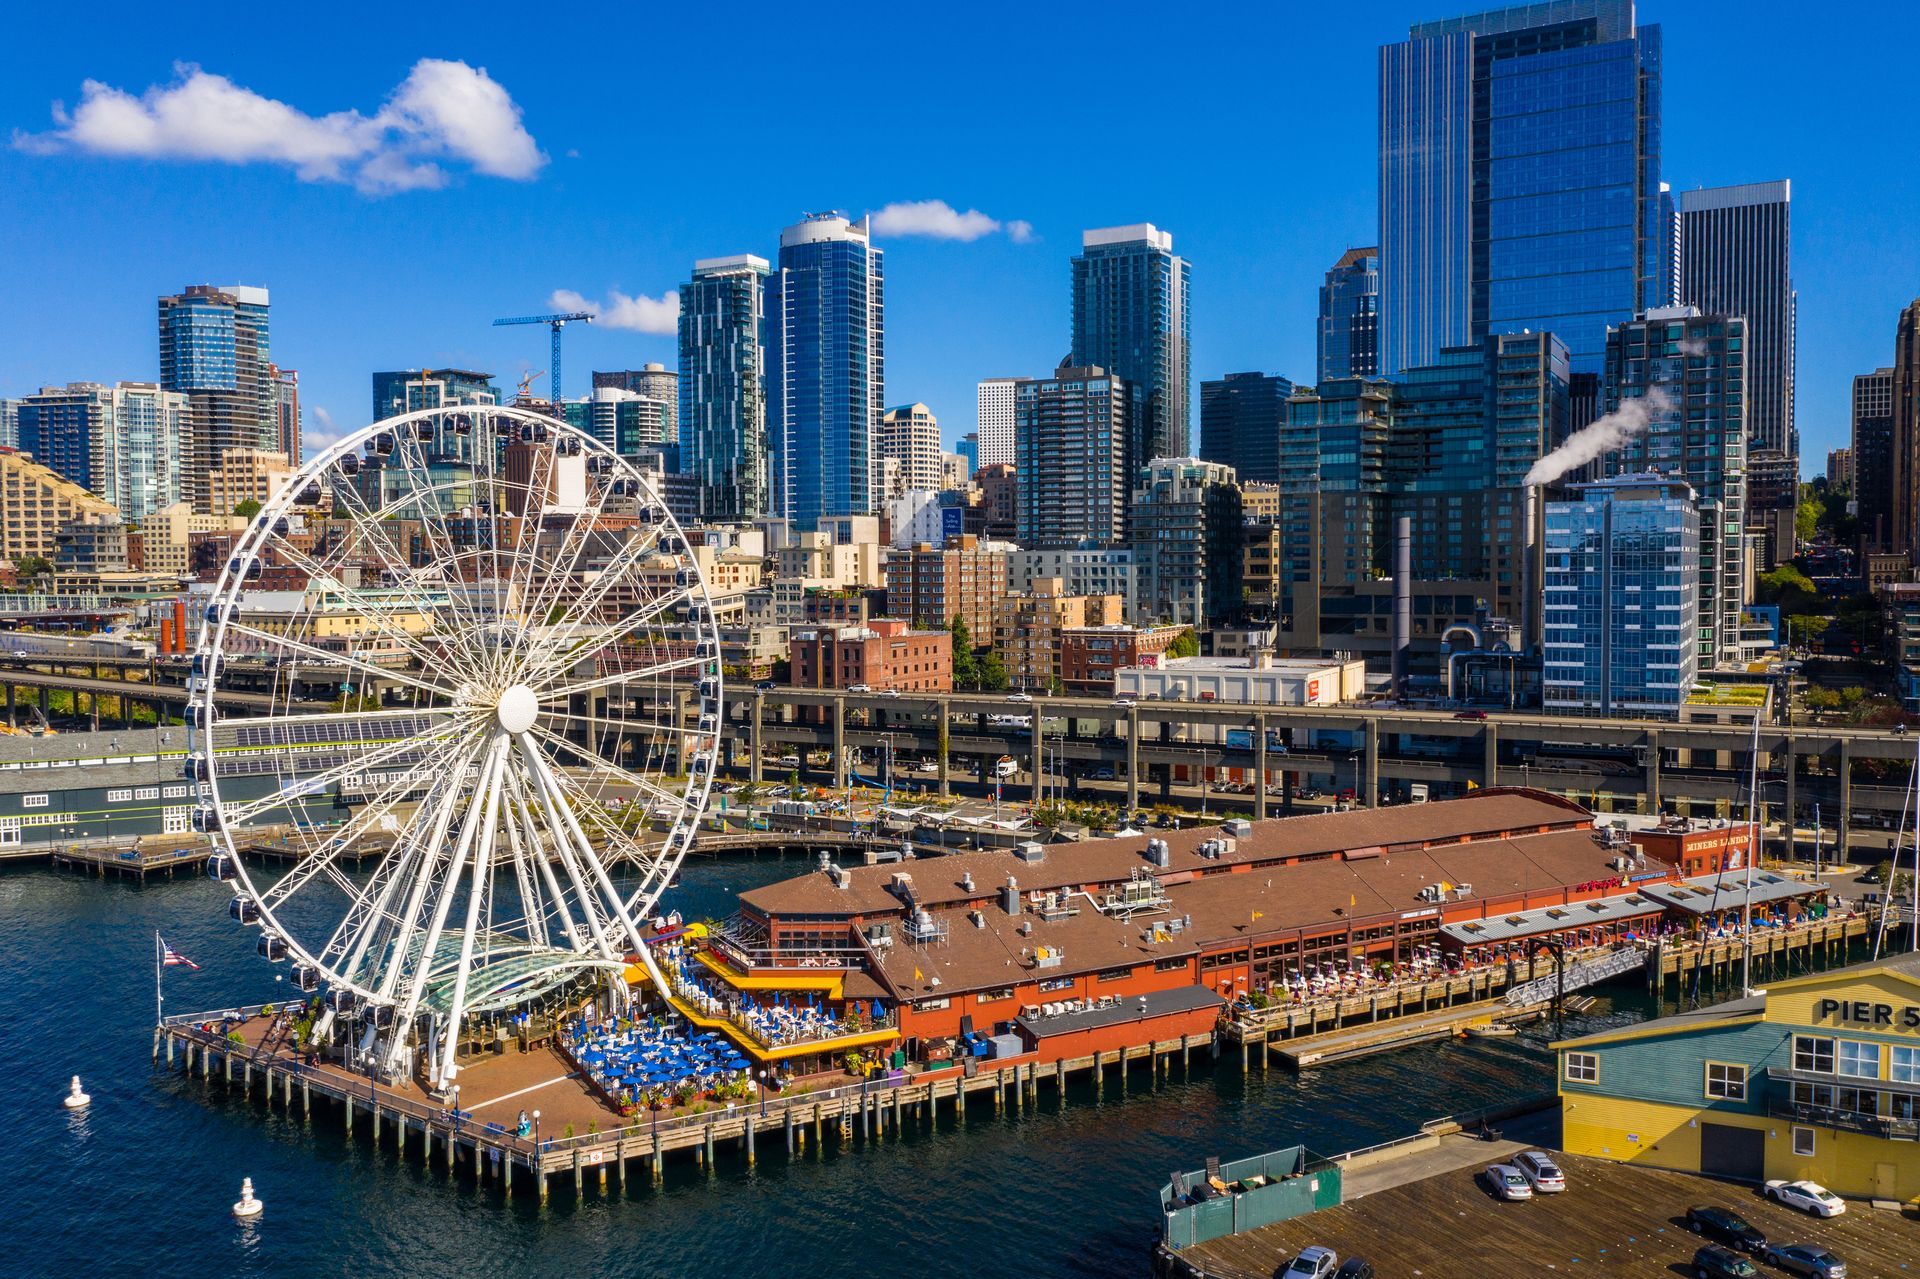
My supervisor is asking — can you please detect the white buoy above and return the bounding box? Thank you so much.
[232,1177,263,1219]
[62,1076,90,1110]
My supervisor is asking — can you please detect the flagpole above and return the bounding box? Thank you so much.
[155,929,164,1028]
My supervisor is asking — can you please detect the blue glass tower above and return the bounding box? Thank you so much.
[765,215,884,530]
[680,254,770,521]
[1317,247,1379,383]
[159,284,273,512]
[1379,1,1662,376]
[1070,224,1191,471]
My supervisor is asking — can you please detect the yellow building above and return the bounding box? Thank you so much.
[140,502,247,580]
[992,576,1122,693]
[0,449,118,564]
[207,448,295,517]
[1558,951,1920,1205]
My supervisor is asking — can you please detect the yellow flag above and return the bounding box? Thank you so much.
[1466,779,1479,790]
[1349,894,1356,908]
[913,967,924,981]
[1250,910,1264,922]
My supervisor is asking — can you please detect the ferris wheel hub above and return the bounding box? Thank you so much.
[496,684,539,734]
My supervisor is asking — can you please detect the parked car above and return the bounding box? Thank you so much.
[877,688,900,697]
[1482,1164,1532,1201]
[1111,697,1136,708]
[1005,692,1034,703]
[1453,709,1489,720]
[1279,1246,1339,1279]
[1512,1150,1566,1193]
[1686,1205,1767,1254]
[1763,1244,1846,1278]
[1690,1244,1759,1279]
[755,681,777,692]
[1766,1180,1846,1217]
[848,683,872,693]
[1332,1259,1375,1279]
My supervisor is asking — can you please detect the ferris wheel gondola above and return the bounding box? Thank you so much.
[187,405,720,1085]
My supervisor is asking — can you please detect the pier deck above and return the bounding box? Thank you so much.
[156,1007,1216,1200]
[1166,1147,1917,1278]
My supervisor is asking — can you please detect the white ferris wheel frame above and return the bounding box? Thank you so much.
[188,404,723,1082]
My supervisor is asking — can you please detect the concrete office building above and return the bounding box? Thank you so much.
[976,378,1018,469]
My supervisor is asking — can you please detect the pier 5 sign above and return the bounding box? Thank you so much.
[1814,998,1920,1031]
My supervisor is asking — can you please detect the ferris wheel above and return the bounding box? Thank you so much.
[189,404,722,1085]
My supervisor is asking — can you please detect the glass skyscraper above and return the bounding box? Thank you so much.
[1069,224,1191,470]
[1317,247,1379,382]
[1543,474,1700,716]
[1379,0,1662,376]
[1601,307,1747,666]
[18,381,187,523]
[766,216,884,530]
[159,284,273,512]
[679,254,770,523]
[1199,372,1294,485]
[1679,180,1795,500]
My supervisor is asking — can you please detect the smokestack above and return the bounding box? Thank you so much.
[1392,516,1411,699]
[1521,490,1540,655]
[173,598,188,654]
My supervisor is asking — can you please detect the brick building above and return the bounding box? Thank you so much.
[993,577,1123,692]
[1059,622,1188,692]
[884,534,1010,639]
[789,619,952,692]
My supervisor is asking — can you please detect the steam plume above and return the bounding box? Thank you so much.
[1524,388,1673,487]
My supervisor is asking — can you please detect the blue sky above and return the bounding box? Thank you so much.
[3,0,1917,471]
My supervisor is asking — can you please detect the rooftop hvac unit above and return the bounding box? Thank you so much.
[1001,877,1020,916]
[1223,818,1253,838]
[961,871,975,892]
[1217,836,1237,856]
[889,871,916,896]
[830,866,851,890]
[1015,840,1047,864]
[1019,920,1034,937]
[1150,839,1172,869]
[970,909,986,929]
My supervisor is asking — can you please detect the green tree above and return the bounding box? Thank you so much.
[12,555,51,580]
[948,615,979,689]
[1787,614,1830,644]
[232,498,263,519]
[977,649,1010,691]
[1756,564,1820,616]
[1794,492,1822,544]
[1167,628,1200,659]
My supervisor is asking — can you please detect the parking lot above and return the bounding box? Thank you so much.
[1176,1149,1917,1277]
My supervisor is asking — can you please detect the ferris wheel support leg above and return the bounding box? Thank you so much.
[438,736,509,1085]
[382,740,508,1081]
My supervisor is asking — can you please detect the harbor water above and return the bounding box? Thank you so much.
[3,855,1659,1279]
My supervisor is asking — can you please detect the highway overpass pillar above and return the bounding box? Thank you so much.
[937,700,950,798]
[833,703,848,789]
[5,684,12,729]
[1030,717,1044,808]
[1782,735,1796,857]
[1364,718,1380,807]
[1126,711,1140,814]
[1481,723,1499,790]
[1644,728,1663,814]
[749,694,764,784]
[1837,739,1853,859]
[1254,715,1267,821]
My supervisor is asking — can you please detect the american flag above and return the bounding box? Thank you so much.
[159,936,200,970]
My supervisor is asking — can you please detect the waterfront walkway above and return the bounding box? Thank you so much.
[1166,1147,1918,1278]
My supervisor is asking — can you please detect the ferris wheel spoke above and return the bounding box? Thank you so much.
[435,735,510,1083]
[516,734,657,959]
[513,740,624,961]
[218,622,458,702]
[526,722,692,816]
[517,460,625,649]
[320,479,487,680]
[253,723,487,911]
[519,583,693,687]
[383,437,502,655]
[220,722,472,828]
[538,653,710,704]
[518,527,674,676]
[503,764,588,954]
[256,529,462,681]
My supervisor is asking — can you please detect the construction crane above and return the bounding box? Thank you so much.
[492,311,592,414]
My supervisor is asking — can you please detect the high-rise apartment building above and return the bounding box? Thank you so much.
[17,382,114,494]
[158,285,272,512]
[1601,308,1747,666]
[575,387,672,460]
[1317,247,1380,382]
[1014,363,1130,549]
[1825,448,1852,490]
[592,364,679,441]
[1679,180,1796,500]
[0,449,118,563]
[766,215,884,530]
[1853,366,1896,548]
[878,403,943,499]
[1378,1,1663,375]
[884,534,1009,640]
[679,254,770,523]
[1130,458,1244,626]
[1893,301,1920,559]
[975,379,1018,469]
[269,365,302,463]
[371,369,499,422]
[0,400,18,451]
[1070,224,1191,468]
[1542,474,1700,716]
[1199,372,1295,486]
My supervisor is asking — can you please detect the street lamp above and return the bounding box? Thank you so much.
[532,1108,542,1150]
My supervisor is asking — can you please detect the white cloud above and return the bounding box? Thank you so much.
[869,199,1032,243]
[303,405,342,461]
[550,287,680,335]
[14,59,545,194]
